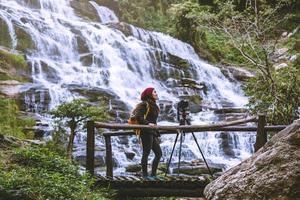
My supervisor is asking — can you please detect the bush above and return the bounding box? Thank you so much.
[0,147,107,200]
[244,66,300,125]
[0,98,35,139]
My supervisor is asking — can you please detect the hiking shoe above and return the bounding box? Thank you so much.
[143,176,156,181]
[153,175,164,181]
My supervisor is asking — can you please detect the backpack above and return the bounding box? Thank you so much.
[128,102,150,144]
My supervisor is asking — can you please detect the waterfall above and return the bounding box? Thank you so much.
[0,0,254,173]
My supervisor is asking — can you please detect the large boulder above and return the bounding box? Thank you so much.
[204,119,300,200]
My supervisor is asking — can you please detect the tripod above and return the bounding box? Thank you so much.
[164,109,213,177]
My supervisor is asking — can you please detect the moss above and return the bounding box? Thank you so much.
[187,95,203,104]
[125,164,141,172]
[0,49,30,82]
[0,18,12,48]
[0,49,27,69]
[15,27,36,51]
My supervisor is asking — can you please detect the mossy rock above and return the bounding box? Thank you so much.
[0,18,35,51]
[186,95,203,105]
[0,49,30,82]
[70,0,101,22]
[0,18,12,48]
[15,27,36,51]
[167,53,190,69]
[125,164,141,173]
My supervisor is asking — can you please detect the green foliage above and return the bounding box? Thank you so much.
[244,66,300,125]
[115,0,185,33]
[50,99,109,122]
[0,49,29,82]
[0,49,27,70]
[49,99,110,158]
[0,98,35,139]
[0,146,107,200]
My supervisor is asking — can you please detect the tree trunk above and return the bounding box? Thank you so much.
[67,119,76,160]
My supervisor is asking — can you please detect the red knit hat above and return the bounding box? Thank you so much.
[141,87,154,101]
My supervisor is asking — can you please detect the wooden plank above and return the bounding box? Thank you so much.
[102,125,286,136]
[86,120,95,176]
[104,135,113,177]
[96,116,256,131]
[117,188,204,197]
[254,114,267,152]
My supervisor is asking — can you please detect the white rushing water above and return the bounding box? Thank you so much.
[0,0,253,173]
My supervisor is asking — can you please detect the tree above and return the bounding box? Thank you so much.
[170,0,300,124]
[50,99,110,159]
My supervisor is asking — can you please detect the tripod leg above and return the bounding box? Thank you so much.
[165,131,180,177]
[191,132,213,178]
[177,131,184,176]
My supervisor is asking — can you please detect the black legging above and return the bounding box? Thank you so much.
[141,132,162,177]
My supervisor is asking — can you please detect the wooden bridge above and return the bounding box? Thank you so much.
[85,115,286,198]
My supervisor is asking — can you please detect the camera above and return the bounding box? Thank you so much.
[177,100,190,124]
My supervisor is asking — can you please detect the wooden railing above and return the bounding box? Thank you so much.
[86,114,286,176]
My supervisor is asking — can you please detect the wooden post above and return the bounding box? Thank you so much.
[254,114,267,152]
[86,120,95,176]
[104,135,113,177]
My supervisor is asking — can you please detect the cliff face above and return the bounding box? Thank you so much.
[204,119,300,200]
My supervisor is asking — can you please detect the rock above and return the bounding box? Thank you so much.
[126,164,141,173]
[0,134,44,148]
[167,53,190,69]
[204,119,300,200]
[107,22,133,37]
[0,80,23,97]
[172,164,222,176]
[218,132,236,157]
[0,18,11,48]
[118,135,129,145]
[220,65,255,82]
[274,62,288,70]
[214,107,247,114]
[125,151,135,160]
[19,85,51,112]
[70,0,101,22]
[15,26,36,51]
[18,0,41,9]
[290,55,297,62]
[0,49,31,82]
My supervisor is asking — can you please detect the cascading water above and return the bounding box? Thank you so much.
[0,0,255,173]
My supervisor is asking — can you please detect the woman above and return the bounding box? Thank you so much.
[135,87,162,179]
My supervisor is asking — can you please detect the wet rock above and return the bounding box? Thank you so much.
[204,119,300,200]
[70,0,101,22]
[214,107,247,114]
[124,150,135,160]
[79,53,93,66]
[107,22,133,37]
[74,154,106,167]
[218,132,235,157]
[126,164,141,173]
[19,85,51,112]
[0,49,31,81]
[16,0,41,9]
[15,26,36,52]
[118,135,129,145]
[38,61,60,83]
[166,53,190,69]
[0,18,11,48]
